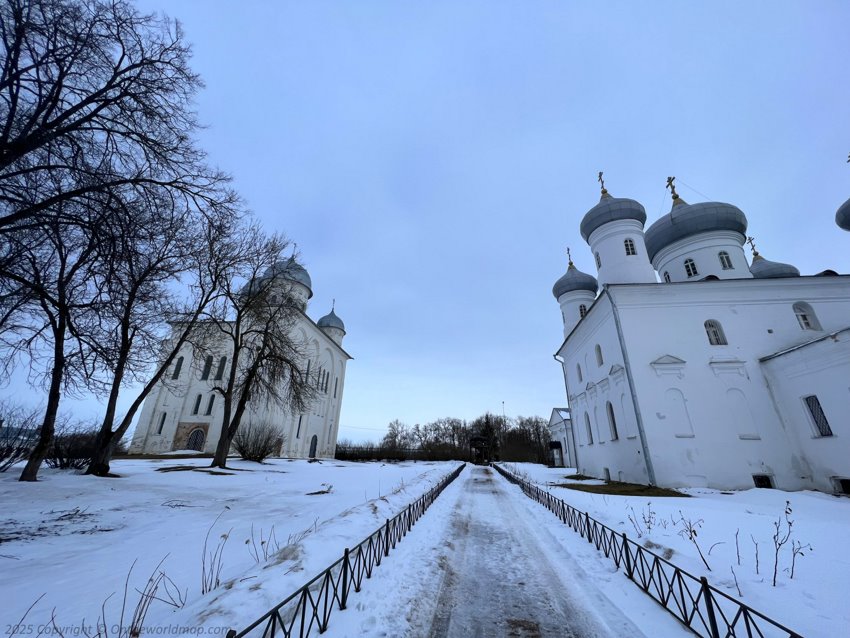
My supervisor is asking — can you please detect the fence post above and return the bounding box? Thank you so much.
[622,533,633,578]
[341,548,349,610]
[585,511,593,543]
[700,577,721,638]
[408,504,412,531]
[384,519,391,556]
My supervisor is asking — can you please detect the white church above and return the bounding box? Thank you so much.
[550,176,850,493]
[130,258,351,459]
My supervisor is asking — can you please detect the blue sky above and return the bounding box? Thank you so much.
[10,1,850,443]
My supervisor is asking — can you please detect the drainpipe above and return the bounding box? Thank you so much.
[553,354,580,470]
[608,290,657,486]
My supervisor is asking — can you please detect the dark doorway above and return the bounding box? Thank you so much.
[309,434,318,458]
[187,428,205,451]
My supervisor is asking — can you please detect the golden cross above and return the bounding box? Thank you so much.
[746,236,759,256]
[566,247,573,264]
[666,176,679,199]
[332,298,335,310]
[598,171,608,195]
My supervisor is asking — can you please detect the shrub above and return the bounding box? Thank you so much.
[232,421,284,462]
[45,421,100,470]
[0,401,41,472]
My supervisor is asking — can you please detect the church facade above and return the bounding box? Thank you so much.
[551,177,850,493]
[129,259,351,459]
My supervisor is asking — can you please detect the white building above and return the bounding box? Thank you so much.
[551,178,850,493]
[547,408,575,468]
[130,259,351,459]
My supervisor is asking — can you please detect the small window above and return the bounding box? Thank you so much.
[172,356,184,380]
[832,477,850,495]
[624,238,637,256]
[793,302,821,331]
[607,402,619,441]
[684,258,698,278]
[603,467,611,482]
[579,304,587,318]
[663,271,671,283]
[205,395,215,416]
[296,414,303,438]
[576,364,583,383]
[595,344,603,366]
[192,394,202,415]
[752,474,774,489]
[595,252,602,268]
[214,356,227,381]
[201,355,213,380]
[305,359,311,382]
[718,251,733,270]
[704,319,728,346]
[156,412,167,434]
[803,395,833,437]
[333,377,338,398]
[584,413,594,444]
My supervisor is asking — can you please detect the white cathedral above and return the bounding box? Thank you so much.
[129,258,351,459]
[549,176,850,493]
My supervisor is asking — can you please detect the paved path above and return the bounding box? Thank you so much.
[323,465,674,637]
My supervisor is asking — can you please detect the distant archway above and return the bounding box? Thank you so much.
[309,434,318,458]
[187,428,205,451]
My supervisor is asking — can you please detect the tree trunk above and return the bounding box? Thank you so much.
[19,321,65,482]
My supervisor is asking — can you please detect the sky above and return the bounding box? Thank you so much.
[7,1,850,443]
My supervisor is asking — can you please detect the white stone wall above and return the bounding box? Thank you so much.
[652,230,752,283]
[587,219,657,286]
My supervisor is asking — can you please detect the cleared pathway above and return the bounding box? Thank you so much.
[323,465,684,637]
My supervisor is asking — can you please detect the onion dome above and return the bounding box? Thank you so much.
[836,197,850,231]
[552,260,598,299]
[580,190,647,242]
[263,257,313,298]
[645,199,748,262]
[749,253,800,279]
[317,308,345,334]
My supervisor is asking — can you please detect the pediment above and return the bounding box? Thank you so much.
[650,354,686,379]
[651,355,686,365]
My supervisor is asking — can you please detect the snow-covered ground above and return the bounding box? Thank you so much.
[1,458,460,634]
[507,462,849,638]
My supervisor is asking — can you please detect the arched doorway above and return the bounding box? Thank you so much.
[309,434,318,458]
[187,428,205,451]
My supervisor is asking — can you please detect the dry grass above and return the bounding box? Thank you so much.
[554,481,688,498]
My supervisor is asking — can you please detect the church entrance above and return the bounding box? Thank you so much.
[309,434,318,458]
[187,428,205,451]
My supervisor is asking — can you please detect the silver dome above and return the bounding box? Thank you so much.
[263,258,313,298]
[645,201,748,262]
[317,308,345,333]
[580,194,647,242]
[836,197,850,231]
[552,262,598,299]
[749,254,800,279]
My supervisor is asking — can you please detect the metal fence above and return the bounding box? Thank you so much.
[227,463,466,638]
[492,464,803,638]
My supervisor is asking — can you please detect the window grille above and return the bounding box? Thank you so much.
[663,271,671,283]
[793,302,821,331]
[718,251,733,270]
[595,252,601,268]
[704,319,727,345]
[684,258,698,278]
[579,304,587,318]
[804,395,833,437]
[624,239,637,256]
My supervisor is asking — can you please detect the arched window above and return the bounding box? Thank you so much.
[214,356,227,381]
[200,355,213,380]
[793,302,821,330]
[595,252,602,268]
[606,402,619,441]
[663,271,671,283]
[718,251,733,270]
[595,344,604,366]
[205,395,215,416]
[309,434,319,458]
[192,394,202,415]
[576,364,583,383]
[684,258,698,278]
[171,356,184,380]
[579,304,588,318]
[704,319,728,346]
[187,428,205,451]
[624,238,637,256]
[584,413,594,444]
[156,412,167,434]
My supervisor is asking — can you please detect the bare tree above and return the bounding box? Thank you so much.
[199,227,316,469]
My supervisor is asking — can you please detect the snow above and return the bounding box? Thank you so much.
[507,462,850,638]
[0,458,460,634]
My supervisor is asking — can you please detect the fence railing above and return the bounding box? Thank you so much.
[226,463,466,638]
[492,464,803,638]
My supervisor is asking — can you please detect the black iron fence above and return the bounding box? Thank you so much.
[492,464,802,638]
[226,463,466,638]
